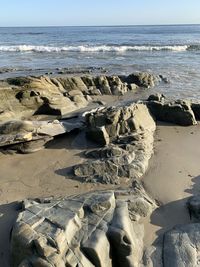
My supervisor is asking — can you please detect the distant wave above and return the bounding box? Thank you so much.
[14,32,45,35]
[0,44,199,53]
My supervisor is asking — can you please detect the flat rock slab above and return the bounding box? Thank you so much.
[164,223,200,267]
[10,181,156,267]
[143,223,200,267]
[0,119,83,149]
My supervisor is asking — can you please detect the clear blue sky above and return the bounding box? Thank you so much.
[1,0,200,27]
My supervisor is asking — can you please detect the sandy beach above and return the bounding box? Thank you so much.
[1,119,200,266]
[143,123,200,247]
[0,67,200,267]
[0,0,200,264]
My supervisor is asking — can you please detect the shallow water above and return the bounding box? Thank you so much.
[0,25,200,99]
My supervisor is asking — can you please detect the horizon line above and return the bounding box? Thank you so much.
[0,23,200,28]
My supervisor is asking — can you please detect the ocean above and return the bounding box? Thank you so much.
[0,25,200,99]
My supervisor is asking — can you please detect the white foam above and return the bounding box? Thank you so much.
[0,44,190,53]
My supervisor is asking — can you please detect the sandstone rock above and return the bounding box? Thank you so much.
[94,76,112,95]
[82,229,112,267]
[0,119,83,153]
[57,76,88,93]
[68,89,84,97]
[125,72,159,88]
[72,95,88,107]
[85,145,123,159]
[147,98,196,126]
[0,72,159,122]
[34,95,77,116]
[81,72,158,96]
[107,76,128,95]
[147,93,165,102]
[74,160,119,184]
[143,221,200,267]
[142,240,163,267]
[128,83,139,91]
[86,103,155,143]
[86,126,110,146]
[3,136,53,154]
[93,100,106,106]
[72,103,156,184]
[163,223,200,267]
[0,76,81,121]
[11,184,156,267]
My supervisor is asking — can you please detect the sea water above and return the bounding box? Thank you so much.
[0,25,200,99]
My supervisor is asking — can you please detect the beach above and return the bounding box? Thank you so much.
[0,74,200,265]
[1,119,200,266]
[1,24,200,267]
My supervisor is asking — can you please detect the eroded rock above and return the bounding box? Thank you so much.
[11,182,156,267]
[73,103,156,184]
[0,119,83,153]
[0,72,159,122]
[163,223,200,267]
[124,72,160,88]
[147,96,197,126]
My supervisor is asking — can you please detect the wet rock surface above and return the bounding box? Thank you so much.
[10,181,156,267]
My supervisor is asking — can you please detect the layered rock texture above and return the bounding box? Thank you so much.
[0,119,83,153]
[146,93,197,126]
[3,73,200,266]
[74,103,156,184]
[11,181,156,267]
[0,72,160,153]
[0,72,160,122]
[140,196,200,267]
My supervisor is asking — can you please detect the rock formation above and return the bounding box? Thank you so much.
[141,195,200,267]
[4,73,200,267]
[146,94,197,126]
[0,118,83,153]
[0,72,160,122]
[74,103,156,184]
[143,222,200,267]
[10,181,156,267]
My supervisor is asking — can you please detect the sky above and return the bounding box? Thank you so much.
[0,0,200,27]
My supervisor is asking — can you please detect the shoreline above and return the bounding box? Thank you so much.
[1,72,200,266]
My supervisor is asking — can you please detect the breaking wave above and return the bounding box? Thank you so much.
[0,44,199,53]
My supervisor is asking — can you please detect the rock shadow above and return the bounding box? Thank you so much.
[150,197,191,244]
[0,202,21,267]
[149,174,200,246]
[55,165,90,183]
[185,175,200,195]
[45,130,100,152]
